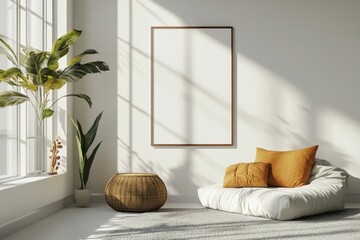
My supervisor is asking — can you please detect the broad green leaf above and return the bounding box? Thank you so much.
[0,68,36,91]
[0,46,17,66]
[44,76,66,92]
[76,120,85,137]
[84,111,103,153]
[3,79,19,86]
[83,141,102,187]
[24,51,48,83]
[0,91,29,107]
[75,135,85,188]
[18,75,37,91]
[51,30,82,53]
[40,68,59,89]
[42,108,54,119]
[48,30,82,70]
[63,93,92,108]
[70,115,86,188]
[75,94,92,108]
[40,68,59,78]
[69,112,102,189]
[68,49,98,66]
[0,67,23,81]
[59,61,109,82]
[50,94,91,116]
[76,120,87,172]
[3,67,22,78]
[0,36,18,64]
[47,58,59,71]
[69,115,81,139]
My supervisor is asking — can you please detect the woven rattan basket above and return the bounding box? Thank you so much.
[104,173,167,212]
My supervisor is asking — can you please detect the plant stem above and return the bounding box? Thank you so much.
[48,95,66,109]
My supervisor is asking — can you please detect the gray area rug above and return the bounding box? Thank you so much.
[98,208,360,240]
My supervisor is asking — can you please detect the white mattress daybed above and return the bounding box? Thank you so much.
[198,160,348,220]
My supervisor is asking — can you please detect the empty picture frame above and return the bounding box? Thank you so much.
[151,26,234,146]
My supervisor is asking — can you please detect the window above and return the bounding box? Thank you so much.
[0,0,55,181]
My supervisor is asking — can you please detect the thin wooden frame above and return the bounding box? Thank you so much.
[151,26,234,146]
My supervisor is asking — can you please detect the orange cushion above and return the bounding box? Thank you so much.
[255,145,318,188]
[223,162,271,188]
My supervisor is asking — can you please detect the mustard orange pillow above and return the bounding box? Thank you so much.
[255,145,318,188]
[223,162,270,188]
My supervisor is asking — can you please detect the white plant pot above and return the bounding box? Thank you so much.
[74,188,91,207]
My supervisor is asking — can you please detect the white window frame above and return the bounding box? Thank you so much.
[0,0,69,183]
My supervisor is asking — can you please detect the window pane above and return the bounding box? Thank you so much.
[26,0,46,174]
[0,0,18,138]
[0,109,17,138]
[0,0,17,67]
[45,0,53,50]
[0,0,17,42]
[20,3,27,47]
[0,0,19,180]
[0,88,17,138]
[27,0,43,50]
[0,0,58,180]
[0,139,18,179]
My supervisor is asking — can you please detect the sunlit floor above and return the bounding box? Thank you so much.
[3,203,360,240]
[2,203,203,240]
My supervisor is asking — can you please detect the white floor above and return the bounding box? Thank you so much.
[3,203,359,240]
[2,203,202,240]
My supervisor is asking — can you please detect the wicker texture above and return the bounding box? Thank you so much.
[105,173,167,212]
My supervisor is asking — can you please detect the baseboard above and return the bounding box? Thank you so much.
[166,195,200,203]
[0,195,73,239]
[91,193,106,203]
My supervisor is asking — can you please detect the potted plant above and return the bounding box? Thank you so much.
[70,112,103,207]
[0,29,109,123]
[0,29,108,175]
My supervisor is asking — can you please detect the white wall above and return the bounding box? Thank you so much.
[73,0,118,191]
[74,0,360,202]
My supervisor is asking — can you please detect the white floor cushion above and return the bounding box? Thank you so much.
[198,161,348,220]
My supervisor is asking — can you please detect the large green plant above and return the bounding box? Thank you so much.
[0,30,109,122]
[70,112,103,189]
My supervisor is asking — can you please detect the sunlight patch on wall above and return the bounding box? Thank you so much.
[317,107,360,178]
[116,0,360,197]
[237,53,312,150]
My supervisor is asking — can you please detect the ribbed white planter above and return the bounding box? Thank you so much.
[74,188,91,207]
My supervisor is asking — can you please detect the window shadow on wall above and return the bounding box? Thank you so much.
[117,0,360,196]
[146,0,360,194]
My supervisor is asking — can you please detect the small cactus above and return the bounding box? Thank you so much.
[48,136,63,175]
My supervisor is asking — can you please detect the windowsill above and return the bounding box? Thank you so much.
[0,172,66,191]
